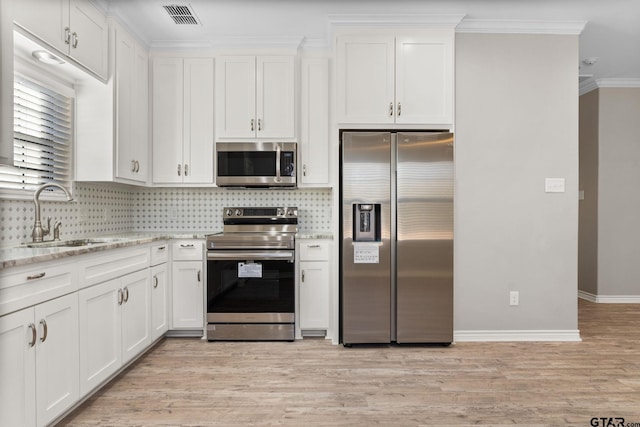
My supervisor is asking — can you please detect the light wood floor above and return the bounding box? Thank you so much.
[59,300,640,426]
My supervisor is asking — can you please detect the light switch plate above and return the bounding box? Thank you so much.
[545,178,565,193]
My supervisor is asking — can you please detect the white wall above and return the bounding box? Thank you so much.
[454,33,579,334]
[597,88,640,296]
[578,90,599,296]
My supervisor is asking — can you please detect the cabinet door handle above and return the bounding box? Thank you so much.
[26,272,46,280]
[28,323,37,348]
[197,270,201,282]
[177,164,181,176]
[72,32,78,49]
[184,164,188,176]
[39,319,48,343]
[131,160,136,173]
[397,102,401,117]
[135,160,140,173]
[118,288,124,305]
[250,118,254,131]
[123,286,129,303]
[301,270,305,282]
[303,164,307,177]
[257,119,262,131]
[154,275,159,288]
[389,102,394,117]
[64,27,71,45]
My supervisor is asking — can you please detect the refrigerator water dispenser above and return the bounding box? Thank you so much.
[353,203,380,242]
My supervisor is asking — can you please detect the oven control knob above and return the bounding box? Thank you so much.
[277,208,284,217]
[225,208,233,217]
[235,209,242,216]
[287,208,297,217]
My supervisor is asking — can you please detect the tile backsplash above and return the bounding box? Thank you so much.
[0,182,332,247]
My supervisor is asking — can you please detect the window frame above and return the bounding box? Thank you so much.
[0,59,75,201]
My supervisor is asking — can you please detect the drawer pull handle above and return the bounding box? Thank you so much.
[158,246,167,250]
[307,244,321,248]
[27,272,46,280]
[39,319,48,343]
[28,323,37,348]
[180,244,195,248]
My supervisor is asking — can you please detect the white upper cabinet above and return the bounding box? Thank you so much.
[216,55,295,139]
[74,21,149,185]
[14,0,108,80]
[152,57,214,184]
[337,36,395,124]
[337,30,454,126]
[115,25,148,183]
[299,57,330,186]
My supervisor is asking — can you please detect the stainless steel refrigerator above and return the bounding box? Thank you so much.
[340,131,454,345]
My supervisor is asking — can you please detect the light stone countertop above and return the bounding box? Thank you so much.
[0,231,215,270]
[0,231,333,269]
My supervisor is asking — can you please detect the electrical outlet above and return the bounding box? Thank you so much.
[510,291,519,306]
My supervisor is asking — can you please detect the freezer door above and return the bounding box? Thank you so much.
[341,132,391,344]
[396,132,454,343]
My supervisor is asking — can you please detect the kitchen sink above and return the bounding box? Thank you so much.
[24,238,126,248]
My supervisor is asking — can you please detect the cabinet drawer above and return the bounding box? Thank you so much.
[78,247,150,289]
[0,260,78,316]
[172,240,204,261]
[298,241,329,261]
[150,242,169,266]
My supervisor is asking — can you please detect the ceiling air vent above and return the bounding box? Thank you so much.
[163,4,200,25]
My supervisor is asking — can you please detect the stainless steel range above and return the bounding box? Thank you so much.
[206,207,298,341]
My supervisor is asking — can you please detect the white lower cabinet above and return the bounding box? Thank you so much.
[0,293,79,427]
[121,270,152,363]
[298,240,331,333]
[150,263,169,340]
[171,240,204,330]
[171,260,204,329]
[79,269,151,395]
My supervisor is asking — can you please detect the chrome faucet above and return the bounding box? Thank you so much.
[32,183,73,243]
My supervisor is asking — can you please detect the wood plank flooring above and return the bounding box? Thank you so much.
[58,300,640,426]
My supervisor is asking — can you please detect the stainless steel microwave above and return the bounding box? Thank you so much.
[215,142,297,187]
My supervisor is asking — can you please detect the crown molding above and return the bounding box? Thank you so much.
[149,36,304,52]
[580,78,640,96]
[596,78,640,88]
[456,19,587,35]
[329,14,466,30]
[579,79,599,96]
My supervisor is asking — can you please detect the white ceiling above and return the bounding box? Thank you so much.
[101,0,640,87]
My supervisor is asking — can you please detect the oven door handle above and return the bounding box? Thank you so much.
[207,250,295,262]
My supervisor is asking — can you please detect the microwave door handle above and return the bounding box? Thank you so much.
[275,145,281,181]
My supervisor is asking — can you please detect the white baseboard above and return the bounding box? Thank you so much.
[454,329,582,342]
[579,290,640,303]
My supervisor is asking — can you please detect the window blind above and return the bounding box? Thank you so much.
[0,74,73,192]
